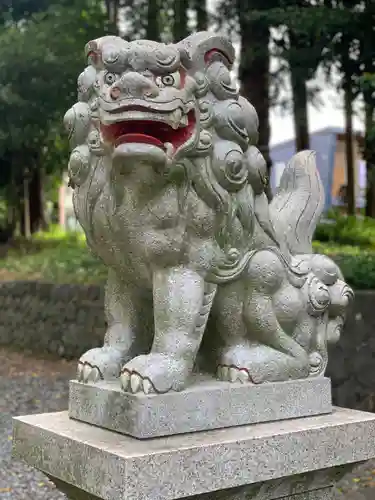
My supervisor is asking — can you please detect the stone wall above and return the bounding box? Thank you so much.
[0,281,374,412]
[327,290,375,412]
[0,281,105,359]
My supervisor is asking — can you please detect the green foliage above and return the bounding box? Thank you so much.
[0,0,51,23]
[315,212,375,248]
[0,0,115,184]
[314,212,375,289]
[1,221,375,289]
[313,242,375,290]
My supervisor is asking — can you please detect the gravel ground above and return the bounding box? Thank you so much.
[1,347,375,500]
[0,348,75,499]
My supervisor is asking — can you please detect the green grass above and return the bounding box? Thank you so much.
[0,226,107,285]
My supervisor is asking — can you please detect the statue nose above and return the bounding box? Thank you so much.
[110,72,159,100]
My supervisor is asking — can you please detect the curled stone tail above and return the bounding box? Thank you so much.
[269,150,325,255]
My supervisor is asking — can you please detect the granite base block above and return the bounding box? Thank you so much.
[13,408,375,500]
[69,375,332,438]
[47,476,337,499]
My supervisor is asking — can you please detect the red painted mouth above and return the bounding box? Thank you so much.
[101,111,195,152]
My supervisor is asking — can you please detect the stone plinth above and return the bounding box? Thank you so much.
[69,376,332,438]
[13,408,375,500]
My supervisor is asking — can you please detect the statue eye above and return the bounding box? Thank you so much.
[155,74,177,87]
[104,72,117,85]
[162,75,175,86]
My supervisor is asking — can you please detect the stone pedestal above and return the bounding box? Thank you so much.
[69,376,332,438]
[13,407,375,500]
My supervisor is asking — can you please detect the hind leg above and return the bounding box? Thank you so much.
[235,286,310,383]
[77,268,152,382]
[209,280,255,383]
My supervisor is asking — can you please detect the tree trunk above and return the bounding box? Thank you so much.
[290,61,310,151]
[288,30,310,152]
[364,99,375,217]
[23,175,31,239]
[363,0,375,217]
[104,0,120,29]
[5,167,17,234]
[147,0,160,41]
[29,167,46,233]
[194,0,208,31]
[237,3,272,197]
[173,0,189,41]
[343,76,356,216]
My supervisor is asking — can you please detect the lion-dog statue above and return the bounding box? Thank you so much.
[64,32,353,394]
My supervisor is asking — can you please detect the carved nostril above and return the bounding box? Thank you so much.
[144,86,159,98]
[110,87,121,100]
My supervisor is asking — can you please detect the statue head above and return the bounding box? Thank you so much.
[309,254,354,344]
[63,32,261,188]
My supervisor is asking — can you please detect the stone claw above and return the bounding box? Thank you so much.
[77,346,125,382]
[77,362,83,381]
[77,361,102,383]
[120,369,155,394]
[216,364,252,383]
[120,353,189,393]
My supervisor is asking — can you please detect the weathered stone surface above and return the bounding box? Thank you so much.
[69,376,332,438]
[47,475,338,499]
[12,408,375,500]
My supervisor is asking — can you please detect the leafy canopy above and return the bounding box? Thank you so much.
[0,0,115,186]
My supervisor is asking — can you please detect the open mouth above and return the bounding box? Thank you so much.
[100,110,195,153]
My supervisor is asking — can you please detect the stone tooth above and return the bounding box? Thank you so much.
[179,114,188,127]
[164,142,174,157]
[170,108,182,129]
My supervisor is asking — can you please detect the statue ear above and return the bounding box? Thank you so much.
[84,36,127,70]
[176,32,235,71]
[85,40,101,67]
[204,49,232,68]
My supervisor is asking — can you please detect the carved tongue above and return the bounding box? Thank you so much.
[115,133,165,149]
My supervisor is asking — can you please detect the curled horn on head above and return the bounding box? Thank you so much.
[175,31,235,71]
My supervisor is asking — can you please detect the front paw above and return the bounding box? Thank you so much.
[120,353,191,394]
[77,346,124,383]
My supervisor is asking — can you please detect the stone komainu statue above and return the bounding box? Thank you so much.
[64,32,353,394]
